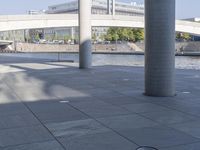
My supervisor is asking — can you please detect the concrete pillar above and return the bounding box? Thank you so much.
[112,0,115,16]
[71,27,74,40]
[79,0,92,69]
[145,0,176,97]
[107,0,111,15]
[24,30,26,42]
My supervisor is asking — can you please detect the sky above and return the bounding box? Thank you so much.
[0,0,199,19]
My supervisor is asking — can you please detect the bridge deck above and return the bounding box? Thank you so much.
[0,14,200,35]
[0,55,199,149]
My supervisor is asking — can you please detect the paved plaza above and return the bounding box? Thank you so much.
[0,55,199,149]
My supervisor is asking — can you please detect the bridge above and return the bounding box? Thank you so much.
[0,40,13,50]
[0,14,200,35]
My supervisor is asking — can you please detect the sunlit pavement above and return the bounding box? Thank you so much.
[0,55,200,150]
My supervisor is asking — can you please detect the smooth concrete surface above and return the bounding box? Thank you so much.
[71,27,74,40]
[112,0,115,16]
[107,0,111,14]
[0,55,199,149]
[79,0,92,68]
[0,14,200,35]
[145,0,176,96]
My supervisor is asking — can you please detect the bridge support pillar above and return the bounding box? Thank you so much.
[145,0,176,97]
[107,0,111,15]
[79,0,92,69]
[112,0,115,16]
[71,27,74,41]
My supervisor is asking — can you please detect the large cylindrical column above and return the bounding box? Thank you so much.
[145,0,176,97]
[79,0,92,69]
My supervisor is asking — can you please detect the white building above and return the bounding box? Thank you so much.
[27,10,46,15]
[46,0,144,41]
[184,17,200,22]
[47,0,144,16]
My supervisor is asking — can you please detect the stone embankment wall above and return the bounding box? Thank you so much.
[135,41,200,52]
[176,42,200,52]
[8,41,200,53]
[15,43,135,53]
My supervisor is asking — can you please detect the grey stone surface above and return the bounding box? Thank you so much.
[0,55,199,149]
[122,103,170,113]
[0,113,40,129]
[70,100,130,118]
[58,131,138,150]
[169,121,200,138]
[81,88,125,99]
[26,100,89,123]
[0,83,21,104]
[161,142,200,150]
[35,109,89,124]
[97,114,158,131]
[0,103,30,116]
[46,119,109,138]
[3,140,64,150]
[0,126,53,147]
[98,96,146,105]
[119,126,199,148]
[141,109,197,124]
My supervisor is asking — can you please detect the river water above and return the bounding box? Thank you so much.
[2,53,200,70]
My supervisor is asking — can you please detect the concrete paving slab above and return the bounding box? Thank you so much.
[2,140,64,150]
[70,100,130,118]
[118,126,199,148]
[83,88,125,99]
[0,126,53,147]
[98,96,147,105]
[58,131,138,150]
[26,100,75,113]
[45,119,109,138]
[169,121,200,139]
[26,101,89,123]
[122,103,171,114]
[0,113,40,130]
[97,114,158,131]
[0,103,30,116]
[140,109,197,125]
[36,109,89,124]
[161,142,200,150]
[13,86,56,102]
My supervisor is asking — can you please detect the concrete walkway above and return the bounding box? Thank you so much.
[0,55,200,149]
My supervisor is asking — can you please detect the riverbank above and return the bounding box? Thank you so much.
[3,41,200,57]
[21,51,200,57]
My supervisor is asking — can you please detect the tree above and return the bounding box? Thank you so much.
[128,29,135,41]
[92,33,97,41]
[118,28,130,41]
[106,27,116,41]
[176,32,191,41]
[104,27,144,42]
[99,34,105,41]
[34,33,40,41]
[133,28,144,42]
